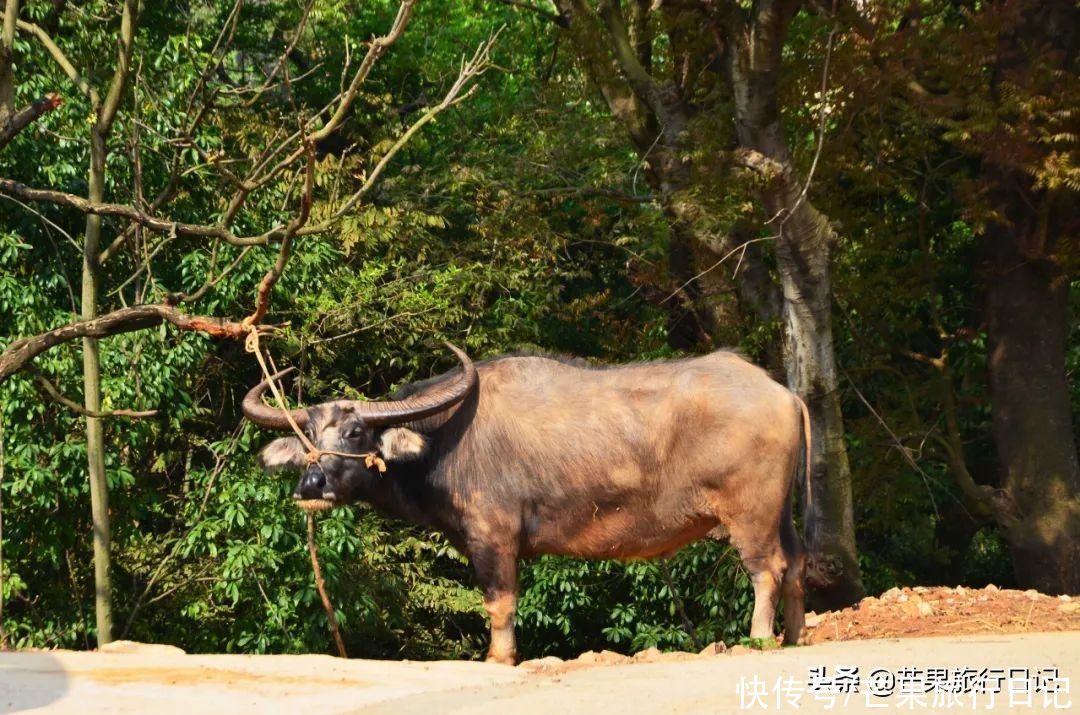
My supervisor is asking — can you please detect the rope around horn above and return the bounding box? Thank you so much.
[243,326,387,475]
[244,325,356,657]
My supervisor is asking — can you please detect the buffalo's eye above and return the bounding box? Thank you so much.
[344,424,365,440]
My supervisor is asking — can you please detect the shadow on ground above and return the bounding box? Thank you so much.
[0,650,69,713]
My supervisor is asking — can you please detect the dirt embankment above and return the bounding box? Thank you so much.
[519,585,1080,672]
[804,585,1079,643]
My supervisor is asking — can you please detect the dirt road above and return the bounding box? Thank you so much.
[2,632,1076,714]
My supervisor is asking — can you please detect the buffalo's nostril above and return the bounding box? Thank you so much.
[295,470,326,499]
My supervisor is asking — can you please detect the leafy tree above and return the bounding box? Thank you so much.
[840,0,1079,593]
[0,0,493,646]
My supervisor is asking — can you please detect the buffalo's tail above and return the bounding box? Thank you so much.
[795,394,829,588]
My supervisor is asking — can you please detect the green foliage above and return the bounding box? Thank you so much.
[517,540,757,657]
[0,0,1075,662]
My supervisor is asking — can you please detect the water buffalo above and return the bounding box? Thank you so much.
[244,344,815,663]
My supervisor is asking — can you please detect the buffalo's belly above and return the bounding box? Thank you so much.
[522,504,718,560]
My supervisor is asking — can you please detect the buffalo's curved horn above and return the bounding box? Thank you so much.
[347,342,477,427]
[242,366,309,430]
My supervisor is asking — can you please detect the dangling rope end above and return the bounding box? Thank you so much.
[307,513,348,658]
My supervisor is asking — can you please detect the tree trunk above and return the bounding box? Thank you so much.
[725,0,865,607]
[553,0,746,349]
[769,186,865,607]
[82,131,113,646]
[985,183,1080,594]
[78,0,137,647]
[0,0,16,125]
[663,191,744,349]
[971,0,1080,595]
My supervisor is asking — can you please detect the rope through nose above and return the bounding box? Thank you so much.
[248,326,347,658]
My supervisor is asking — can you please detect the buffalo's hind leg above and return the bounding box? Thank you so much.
[728,524,786,642]
[470,542,520,665]
[748,557,785,641]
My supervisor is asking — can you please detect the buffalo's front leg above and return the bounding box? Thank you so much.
[470,544,519,664]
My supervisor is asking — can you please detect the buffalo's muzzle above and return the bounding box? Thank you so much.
[294,468,326,500]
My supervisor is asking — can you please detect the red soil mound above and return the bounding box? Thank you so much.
[803,585,1080,644]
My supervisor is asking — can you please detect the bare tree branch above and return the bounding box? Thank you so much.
[245,141,314,326]
[0,1,499,395]
[180,245,252,304]
[96,158,181,264]
[0,92,62,150]
[0,304,267,383]
[0,0,424,267]
[1,29,497,253]
[308,0,415,145]
[30,368,158,419]
[16,19,99,104]
[245,0,318,106]
[318,33,498,223]
[661,236,776,304]
[252,0,418,186]
[96,0,138,134]
[0,178,288,246]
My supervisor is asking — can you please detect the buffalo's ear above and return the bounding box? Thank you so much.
[259,436,306,472]
[377,427,429,462]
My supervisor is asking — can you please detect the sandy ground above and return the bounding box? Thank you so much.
[2,587,1077,713]
[1,632,1077,714]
